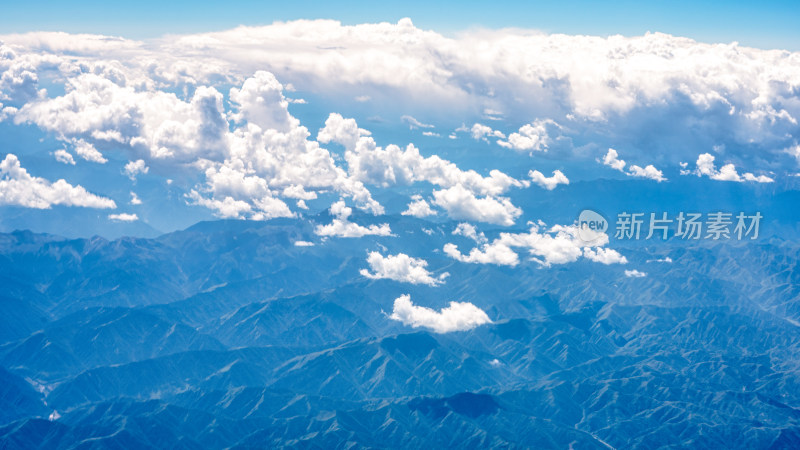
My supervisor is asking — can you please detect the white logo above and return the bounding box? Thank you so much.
[578,209,607,243]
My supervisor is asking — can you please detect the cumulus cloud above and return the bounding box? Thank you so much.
[688,153,774,183]
[602,148,627,172]
[129,191,142,205]
[468,123,505,142]
[453,222,487,244]
[0,153,116,209]
[317,112,371,150]
[72,139,107,164]
[401,194,436,217]
[389,294,491,333]
[529,169,569,190]
[497,119,558,152]
[444,221,622,268]
[53,149,75,165]
[601,148,666,181]
[337,115,524,198]
[294,240,314,247]
[2,20,795,221]
[432,184,521,226]
[360,252,448,286]
[315,199,392,238]
[627,164,666,182]
[108,213,138,222]
[625,269,647,278]
[583,247,628,265]
[124,159,149,181]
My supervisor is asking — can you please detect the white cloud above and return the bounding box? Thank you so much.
[53,149,75,165]
[338,115,524,198]
[401,115,434,129]
[601,148,665,181]
[469,123,505,142]
[453,222,487,244]
[583,247,628,264]
[124,159,149,180]
[627,164,666,182]
[445,222,617,268]
[432,184,521,226]
[0,153,116,209]
[3,22,797,222]
[690,153,774,183]
[294,240,315,247]
[317,112,371,150]
[229,70,297,133]
[602,148,626,172]
[497,119,558,152]
[529,169,569,190]
[73,139,107,164]
[130,191,142,205]
[646,256,673,263]
[108,213,138,222]
[389,294,491,333]
[625,269,647,278]
[360,252,448,286]
[314,199,392,238]
[401,194,436,217]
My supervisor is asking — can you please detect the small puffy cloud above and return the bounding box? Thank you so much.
[315,199,392,238]
[602,148,627,172]
[497,119,557,152]
[453,222,487,244]
[53,149,75,165]
[401,115,434,129]
[444,241,520,266]
[647,256,673,263]
[422,131,439,137]
[108,213,138,222]
[627,164,666,182]
[124,159,149,181]
[469,123,505,142]
[401,194,436,217]
[602,149,665,181]
[360,252,448,286]
[689,153,774,183]
[187,193,254,218]
[529,169,569,190]
[624,269,647,278]
[389,294,492,333]
[294,240,315,247]
[0,153,116,209]
[73,139,107,164]
[432,184,521,226]
[129,191,142,205]
[583,247,628,265]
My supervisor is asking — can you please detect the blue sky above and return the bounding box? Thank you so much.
[2,0,800,50]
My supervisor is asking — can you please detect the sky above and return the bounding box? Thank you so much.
[1,0,799,50]
[0,2,799,248]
